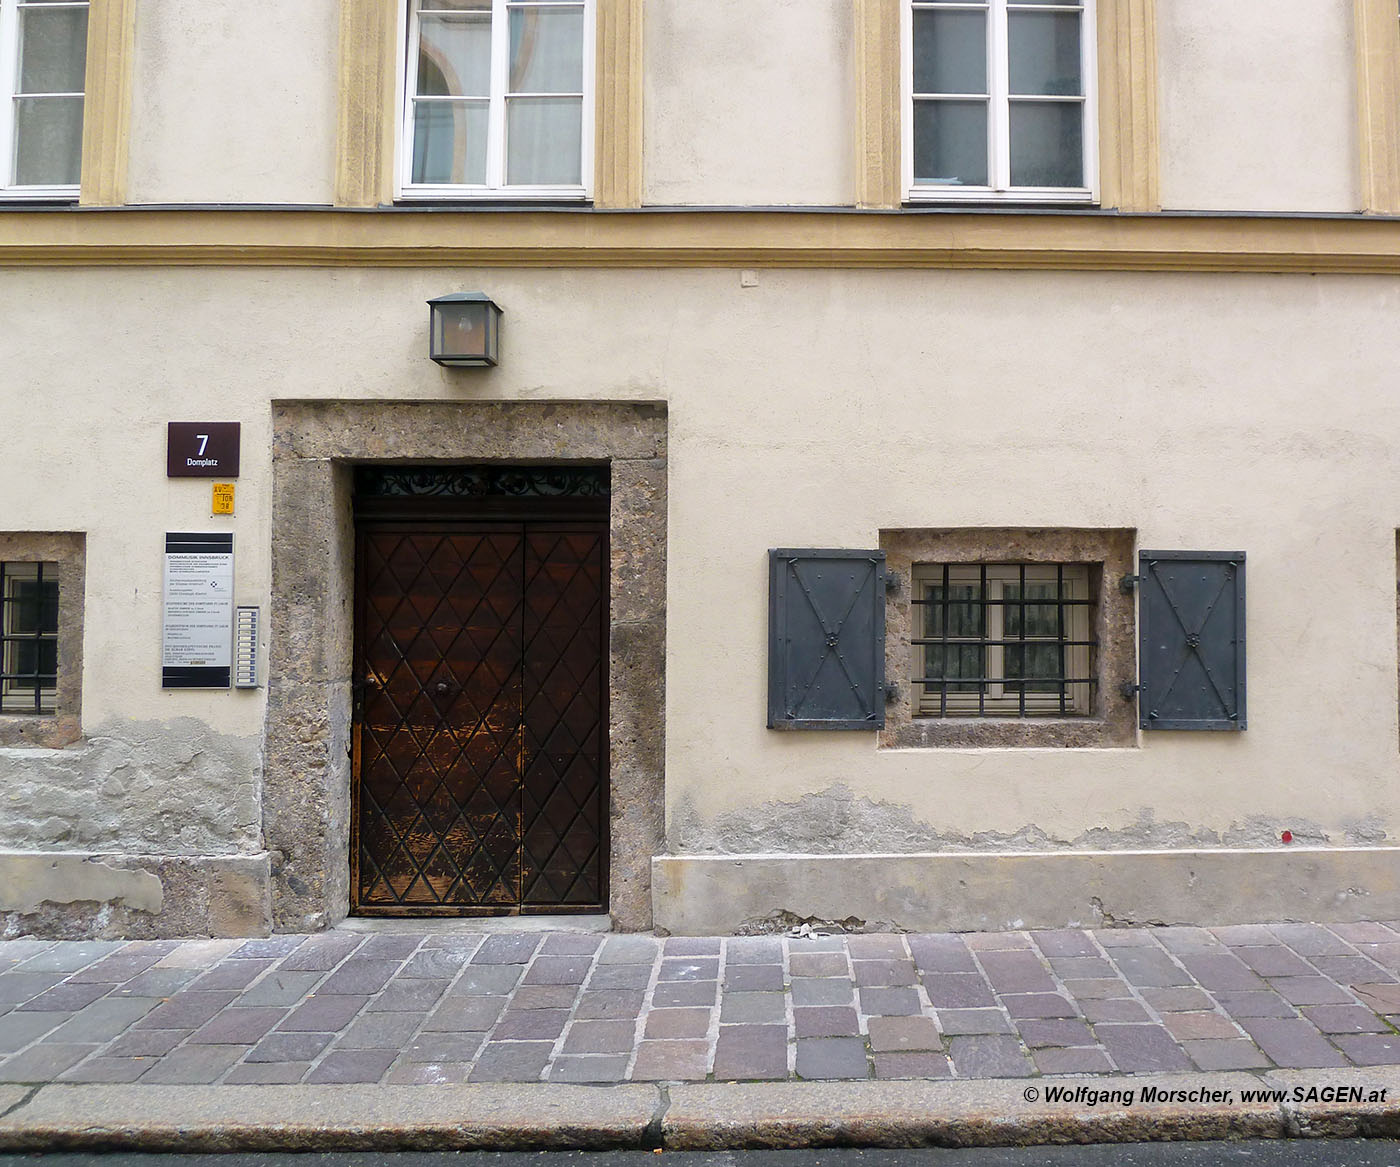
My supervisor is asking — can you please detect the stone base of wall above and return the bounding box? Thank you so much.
[652,849,1400,934]
[0,851,272,940]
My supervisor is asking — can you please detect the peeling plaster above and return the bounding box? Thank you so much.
[1345,813,1390,845]
[736,909,907,936]
[0,851,273,940]
[0,718,261,854]
[0,854,162,915]
[668,783,1366,855]
[653,848,1400,935]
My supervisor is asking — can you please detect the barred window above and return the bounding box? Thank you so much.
[913,562,1094,717]
[1,560,58,714]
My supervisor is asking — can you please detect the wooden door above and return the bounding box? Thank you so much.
[352,519,607,914]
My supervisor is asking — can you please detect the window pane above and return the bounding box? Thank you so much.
[509,5,584,93]
[11,639,58,687]
[925,584,981,639]
[1004,582,1057,638]
[411,99,488,183]
[1,563,58,712]
[923,585,981,693]
[1008,100,1082,186]
[39,580,58,632]
[18,4,88,93]
[925,644,983,692]
[912,9,986,94]
[912,99,987,186]
[505,95,581,183]
[1008,10,1081,96]
[417,6,491,97]
[14,96,83,185]
[9,578,57,635]
[1005,642,1060,691]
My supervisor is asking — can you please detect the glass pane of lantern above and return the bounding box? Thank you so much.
[437,304,486,360]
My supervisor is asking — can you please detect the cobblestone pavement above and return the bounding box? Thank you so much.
[3,923,1400,1086]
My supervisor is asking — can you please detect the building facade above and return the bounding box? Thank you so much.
[3,0,1400,938]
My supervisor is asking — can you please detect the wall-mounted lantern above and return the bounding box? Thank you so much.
[427,293,503,367]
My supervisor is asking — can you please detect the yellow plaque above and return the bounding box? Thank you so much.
[212,483,235,515]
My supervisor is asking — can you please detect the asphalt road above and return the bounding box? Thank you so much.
[5,1147,1400,1167]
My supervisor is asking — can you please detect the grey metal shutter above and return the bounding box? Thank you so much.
[768,549,886,730]
[1137,551,1246,731]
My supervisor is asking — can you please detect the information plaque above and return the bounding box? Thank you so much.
[162,532,234,688]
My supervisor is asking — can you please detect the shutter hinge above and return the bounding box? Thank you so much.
[1119,573,1143,594]
[1120,681,1143,700]
[885,570,902,595]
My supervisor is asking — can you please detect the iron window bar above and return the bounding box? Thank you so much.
[0,561,58,715]
[913,562,1096,718]
[911,638,1098,645]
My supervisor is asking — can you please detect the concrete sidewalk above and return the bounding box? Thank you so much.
[1,923,1400,1148]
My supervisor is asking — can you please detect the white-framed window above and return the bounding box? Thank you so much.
[0,0,88,198]
[912,562,1094,717]
[0,561,58,714]
[903,0,1096,203]
[399,0,594,200]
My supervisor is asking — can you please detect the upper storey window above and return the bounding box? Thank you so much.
[0,0,88,197]
[401,0,593,199]
[904,0,1096,203]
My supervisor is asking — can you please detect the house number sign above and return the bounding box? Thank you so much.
[167,422,240,478]
[162,532,234,689]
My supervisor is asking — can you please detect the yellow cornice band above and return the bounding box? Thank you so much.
[7,209,1400,274]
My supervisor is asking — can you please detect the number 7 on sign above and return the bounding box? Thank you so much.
[196,435,209,456]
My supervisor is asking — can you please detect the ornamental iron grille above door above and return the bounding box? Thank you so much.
[352,466,608,914]
[768,549,886,730]
[1136,550,1246,731]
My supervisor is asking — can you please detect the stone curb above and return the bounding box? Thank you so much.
[0,1083,661,1152]
[0,1071,1397,1151]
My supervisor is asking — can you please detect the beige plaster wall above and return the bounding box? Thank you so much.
[3,265,1400,858]
[125,0,339,205]
[1157,0,1359,212]
[2,275,272,736]
[643,0,855,206]
[111,0,1364,213]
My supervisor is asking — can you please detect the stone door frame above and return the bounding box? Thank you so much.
[264,400,667,932]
